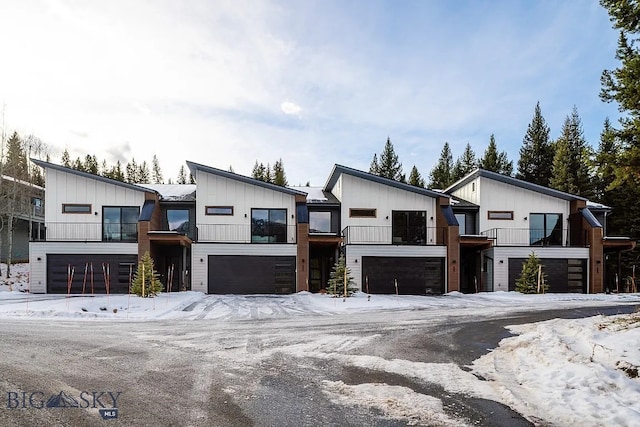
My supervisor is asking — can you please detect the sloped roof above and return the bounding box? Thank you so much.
[444,168,588,202]
[137,184,196,202]
[30,158,158,194]
[186,160,307,196]
[324,164,447,199]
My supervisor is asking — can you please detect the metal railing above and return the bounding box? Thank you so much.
[196,224,297,243]
[32,222,138,242]
[481,228,570,247]
[342,226,446,245]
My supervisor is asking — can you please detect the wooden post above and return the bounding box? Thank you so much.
[394,278,398,295]
[343,262,347,299]
[537,265,542,294]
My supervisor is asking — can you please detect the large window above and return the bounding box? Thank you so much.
[455,213,466,235]
[103,206,139,242]
[167,209,190,234]
[251,209,287,243]
[392,211,426,245]
[309,211,332,233]
[530,213,563,246]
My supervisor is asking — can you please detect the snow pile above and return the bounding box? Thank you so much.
[0,263,30,293]
[472,311,640,426]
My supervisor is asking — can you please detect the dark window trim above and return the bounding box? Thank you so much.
[487,210,514,220]
[251,208,288,244]
[102,206,140,242]
[350,208,377,218]
[62,203,92,214]
[205,206,234,216]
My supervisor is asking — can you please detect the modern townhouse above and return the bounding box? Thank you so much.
[28,159,634,295]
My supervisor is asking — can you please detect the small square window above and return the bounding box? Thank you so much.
[487,211,514,220]
[350,208,376,218]
[205,206,234,216]
[62,204,92,214]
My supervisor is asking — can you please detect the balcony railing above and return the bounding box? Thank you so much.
[196,224,297,243]
[32,222,138,242]
[342,226,446,245]
[481,228,571,247]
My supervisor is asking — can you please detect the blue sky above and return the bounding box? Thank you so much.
[0,0,622,186]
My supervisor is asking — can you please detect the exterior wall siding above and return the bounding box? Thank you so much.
[29,242,138,293]
[191,243,298,293]
[345,245,447,291]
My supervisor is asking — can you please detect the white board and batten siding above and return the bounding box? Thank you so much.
[191,243,297,293]
[345,245,447,291]
[46,168,147,240]
[336,174,438,229]
[29,242,138,293]
[485,246,590,292]
[195,170,297,243]
[452,176,570,238]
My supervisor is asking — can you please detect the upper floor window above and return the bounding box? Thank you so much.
[350,208,376,218]
[103,206,139,242]
[455,213,467,235]
[392,211,426,245]
[167,209,190,234]
[206,206,233,216]
[309,211,332,233]
[63,204,91,214]
[530,213,563,246]
[488,211,513,220]
[251,208,287,243]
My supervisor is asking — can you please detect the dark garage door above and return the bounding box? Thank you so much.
[47,254,138,294]
[362,256,444,295]
[508,258,587,293]
[208,255,295,294]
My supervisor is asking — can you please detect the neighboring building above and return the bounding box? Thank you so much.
[28,160,635,295]
[0,175,45,263]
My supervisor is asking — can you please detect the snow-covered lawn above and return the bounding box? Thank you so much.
[2,262,640,425]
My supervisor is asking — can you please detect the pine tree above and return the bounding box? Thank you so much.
[151,154,163,184]
[61,148,71,168]
[272,158,288,186]
[84,154,98,175]
[252,161,266,181]
[126,159,138,183]
[408,165,425,187]
[550,107,593,198]
[326,254,357,297]
[369,153,380,175]
[177,165,187,184]
[515,253,549,294]
[517,102,554,186]
[130,251,163,297]
[264,163,272,183]
[478,134,513,175]
[73,157,84,172]
[138,161,150,184]
[593,118,620,202]
[4,132,28,180]
[377,137,403,181]
[428,142,454,189]
[189,173,195,184]
[452,143,477,181]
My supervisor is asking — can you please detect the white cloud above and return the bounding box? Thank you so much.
[280,101,302,116]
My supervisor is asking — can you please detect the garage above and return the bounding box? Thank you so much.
[47,254,138,294]
[208,255,296,294]
[362,256,445,295]
[508,258,587,293]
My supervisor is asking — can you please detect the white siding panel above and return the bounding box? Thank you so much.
[191,243,297,293]
[451,176,481,205]
[345,245,447,290]
[28,242,138,294]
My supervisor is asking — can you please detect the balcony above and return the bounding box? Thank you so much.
[342,226,446,245]
[32,222,138,242]
[196,224,297,243]
[481,228,571,247]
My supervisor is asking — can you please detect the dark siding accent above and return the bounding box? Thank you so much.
[47,254,137,294]
[508,258,587,293]
[296,203,309,223]
[362,257,444,295]
[207,255,295,294]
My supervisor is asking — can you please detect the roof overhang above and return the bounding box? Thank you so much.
[148,231,192,247]
[460,235,492,249]
[603,237,637,253]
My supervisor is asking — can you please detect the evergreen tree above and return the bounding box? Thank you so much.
[73,157,85,172]
[369,153,380,175]
[377,137,403,181]
[83,154,98,175]
[478,134,513,175]
[516,102,554,186]
[138,161,150,184]
[130,251,163,297]
[100,159,109,177]
[252,161,266,181]
[408,165,425,188]
[177,165,187,184]
[61,148,71,168]
[452,143,477,181]
[515,253,549,294]
[550,107,593,198]
[4,132,28,180]
[126,159,138,183]
[428,142,454,189]
[112,161,125,182]
[151,154,163,184]
[326,254,357,297]
[272,158,288,186]
[264,163,272,183]
[189,173,195,184]
[593,118,620,202]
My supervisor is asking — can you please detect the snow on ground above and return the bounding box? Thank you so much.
[2,262,640,425]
